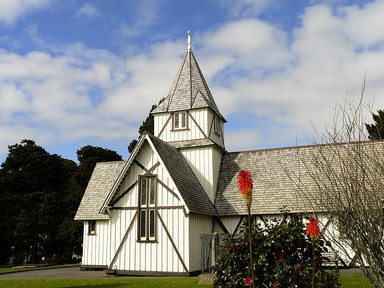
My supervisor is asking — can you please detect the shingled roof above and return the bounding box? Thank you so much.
[152,34,224,120]
[215,140,384,216]
[215,146,314,216]
[79,133,217,219]
[147,133,217,216]
[74,161,126,220]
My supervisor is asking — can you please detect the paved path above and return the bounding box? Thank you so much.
[0,267,107,279]
[0,266,363,279]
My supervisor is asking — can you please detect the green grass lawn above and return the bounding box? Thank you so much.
[0,277,209,288]
[0,275,375,288]
[0,270,374,288]
[339,274,374,288]
[0,264,79,275]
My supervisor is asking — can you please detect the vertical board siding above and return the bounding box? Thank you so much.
[154,110,207,143]
[106,142,190,273]
[207,110,224,148]
[189,213,214,272]
[82,220,110,266]
[181,147,222,203]
[155,110,225,149]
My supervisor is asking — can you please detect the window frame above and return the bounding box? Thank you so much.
[213,115,221,135]
[138,175,157,242]
[88,220,96,235]
[173,111,188,130]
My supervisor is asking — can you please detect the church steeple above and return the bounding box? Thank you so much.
[151,31,225,202]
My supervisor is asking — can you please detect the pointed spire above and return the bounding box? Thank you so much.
[152,31,225,121]
[187,30,192,51]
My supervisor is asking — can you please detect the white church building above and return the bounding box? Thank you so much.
[75,33,370,275]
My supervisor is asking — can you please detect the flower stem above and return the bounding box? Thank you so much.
[247,205,255,288]
[312,240,316,288]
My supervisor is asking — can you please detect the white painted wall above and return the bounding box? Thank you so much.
[81,220,110,267]
[189,213,215,272]
[107,141,191,273]
[180,146,222,203]
[153,109,224,149]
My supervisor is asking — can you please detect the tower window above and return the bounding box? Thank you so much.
[173,112,187,130]
[214,115,221,135]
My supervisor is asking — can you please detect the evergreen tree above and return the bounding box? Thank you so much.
[128,104,157,153]
[365,110,384,140]
[0,140,76,264]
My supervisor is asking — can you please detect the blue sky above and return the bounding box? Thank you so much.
[0,0,382,163]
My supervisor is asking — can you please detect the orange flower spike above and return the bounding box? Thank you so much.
[237,170,253,207]
[306,217,321,241]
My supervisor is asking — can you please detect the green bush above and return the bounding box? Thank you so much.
[213,214,340,288]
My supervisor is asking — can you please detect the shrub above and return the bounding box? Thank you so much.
[213,214,340,288]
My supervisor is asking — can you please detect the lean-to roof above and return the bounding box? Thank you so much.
[74,161,126,220]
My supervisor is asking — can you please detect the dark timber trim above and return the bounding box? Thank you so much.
[112,205,184,210]
[157,114,172,138]
[157,178,180,200]
[106,269,200,277]
[158,212,188,273]
[188,111,208,139]
[108,210,138,270]
[110,181,137,206]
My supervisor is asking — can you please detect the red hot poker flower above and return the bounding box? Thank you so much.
[237,170,253,207]
[306,217,321,241]
[244,277,252,286]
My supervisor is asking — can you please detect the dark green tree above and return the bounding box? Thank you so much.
[365,110,384,140]
[128,104,157,153]
[0,140,77,264]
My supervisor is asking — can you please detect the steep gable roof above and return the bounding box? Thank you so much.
[74,161,126,220]
[147,133,217,215]
[152,38,224,120]
[96,133,217,217]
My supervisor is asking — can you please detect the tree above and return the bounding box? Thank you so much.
[365,109,384,140]
[128,104,157,153]
[0,140,124,265]
[0,140,77,264]
[288,94,384,288]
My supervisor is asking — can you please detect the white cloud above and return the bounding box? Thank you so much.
[76,3,101,18]
[202,19,291,70]
[338,1,384,49]
[197,2,384,152]
[2,0,384,161]
[0,0,51,25]
[0,38,184,157]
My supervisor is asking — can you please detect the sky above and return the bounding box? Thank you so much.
[0,0,383,163]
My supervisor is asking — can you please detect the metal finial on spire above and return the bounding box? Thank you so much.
[187,30,191,51]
